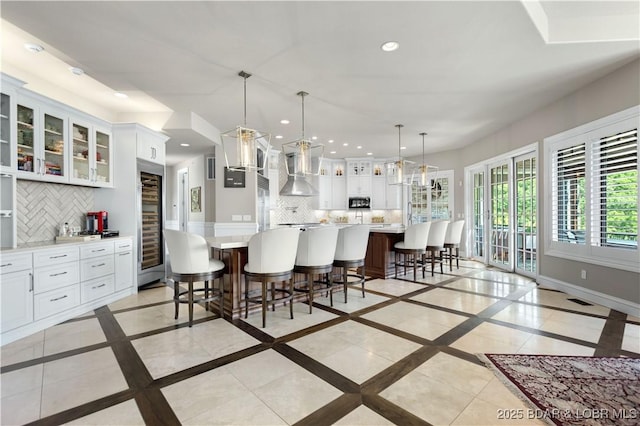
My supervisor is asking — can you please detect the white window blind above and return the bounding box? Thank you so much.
[590,129,638,249]
[552,143,586,244]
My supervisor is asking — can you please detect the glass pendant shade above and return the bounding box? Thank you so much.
[221,71,270,172]
[414,132,437,187]
[282,91,323,177]
[386,124,413,185]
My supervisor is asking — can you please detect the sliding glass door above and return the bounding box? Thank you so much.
[470,168,485,261]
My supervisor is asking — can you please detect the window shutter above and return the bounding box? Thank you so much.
[552,143,586,243]
[590,129,638,248]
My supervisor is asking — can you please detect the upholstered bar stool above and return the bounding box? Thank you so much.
[294,226,339,313]
[331,225,370,305]
[164,229,225,327]
[443,220,465,271]
[423,220,449,276]
[244,228,300,328]
[394,222,431,281]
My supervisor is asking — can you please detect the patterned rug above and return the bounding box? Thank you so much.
[477,354,640,426]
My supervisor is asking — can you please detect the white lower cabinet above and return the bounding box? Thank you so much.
[114,239,133,291]
[34,284,80,321]
[81,275,114,304]
[0,237,135,345]
[1,269,33,332]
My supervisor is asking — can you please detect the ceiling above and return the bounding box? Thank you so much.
[1,1,638,165]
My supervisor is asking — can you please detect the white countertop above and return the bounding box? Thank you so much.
[207,234,255,249]
[0,235,134,253]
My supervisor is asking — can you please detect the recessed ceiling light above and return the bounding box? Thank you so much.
[366,152,373,156]
[381,41,399,52]
[357,145,362,149]
[280,119,290,124]
[114,92,128,99]
[311,136,317,140]
[400,146,406,150]
[68,67,84,76]
[24,43,44,53]
[180,143,190,147]
[343,143,348,146]
[328,140,334,144]
[330,151,337,154]
[275,135,283,139]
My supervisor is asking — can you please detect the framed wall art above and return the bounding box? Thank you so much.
[190,186,201,212]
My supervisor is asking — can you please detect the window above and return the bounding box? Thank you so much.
[545,106,639,272]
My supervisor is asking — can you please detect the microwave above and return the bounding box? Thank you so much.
[348,196,371,209]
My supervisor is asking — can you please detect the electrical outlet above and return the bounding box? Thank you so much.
[243,214,251,221]
[581,270,587,279]
[232,215,242,221]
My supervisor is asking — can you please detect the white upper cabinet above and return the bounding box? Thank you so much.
[16,94,69,183]
[68,118,113,187]
[1,74,23,173]
[137,130,166,165]
[346,159,372,196]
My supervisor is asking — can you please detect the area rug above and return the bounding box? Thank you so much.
[477,354,640,426]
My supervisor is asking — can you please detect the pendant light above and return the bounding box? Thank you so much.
[281,91,323,177]
[279,91,322,196]
[221,71,270,172]
[387,124,413,185]
[415,131,439,188]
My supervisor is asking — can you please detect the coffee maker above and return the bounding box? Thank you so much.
[86,211,108,234]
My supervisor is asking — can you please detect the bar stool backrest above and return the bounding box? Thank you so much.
[334,225,370,262]
[445,220,465,245]
[296,226,340,267]
[427,220,449,248]
[164,229,211,274]
[403,222,431,249]
[246,228,301,274]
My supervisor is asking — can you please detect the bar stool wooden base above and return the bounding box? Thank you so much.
[331,259,365,305]
[171,270,224,327]
[294,264,333,314]
[244,270,294,328]
[394,248,426,281]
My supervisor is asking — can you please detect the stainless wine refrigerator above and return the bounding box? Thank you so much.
[137,161,165,286]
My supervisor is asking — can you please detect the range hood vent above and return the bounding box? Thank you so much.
[279,154,318,197]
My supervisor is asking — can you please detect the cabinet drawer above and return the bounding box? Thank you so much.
[34,262,79,294]
[80,241,114,259]
[34,247,79,268]
[80,256,114,281]
[114,239,133,253]
[81,275,114,304]
[0,252,33,274]
[34,284,80,321]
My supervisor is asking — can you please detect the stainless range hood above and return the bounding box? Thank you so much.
[279,153,318,197]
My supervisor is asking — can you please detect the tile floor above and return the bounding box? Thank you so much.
[1,260,639,425]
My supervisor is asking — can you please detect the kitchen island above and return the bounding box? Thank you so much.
[207,226,405,318]
[364,227,405,279]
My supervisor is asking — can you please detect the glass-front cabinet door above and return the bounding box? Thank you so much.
[94,128,112,187]
[0,93,12,170]
[16,103,36,176]
[71,121,91,183]
[42,112,66,181]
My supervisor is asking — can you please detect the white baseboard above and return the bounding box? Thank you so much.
[537,274,640,317]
